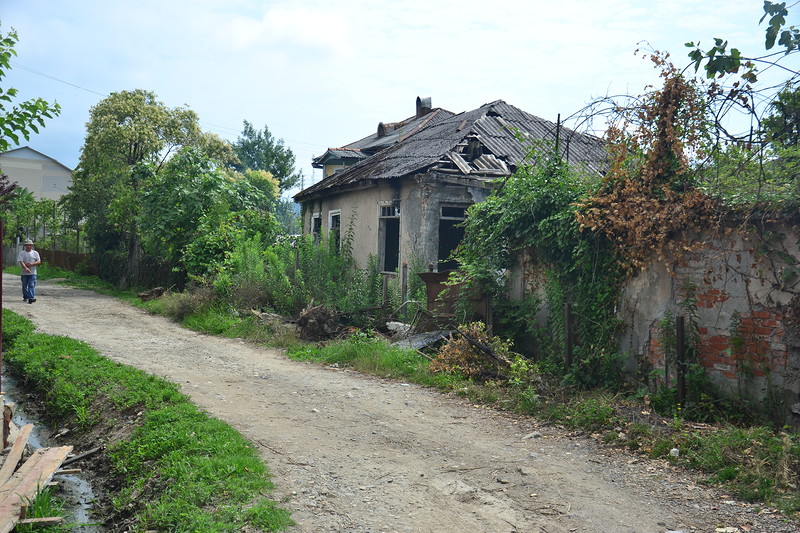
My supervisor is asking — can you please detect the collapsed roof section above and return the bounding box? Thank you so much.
[297,99,607,202]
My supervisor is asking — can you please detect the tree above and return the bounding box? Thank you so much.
[687,1,798,83]
[0,25,61,152]
[139,147,280,279]
[232,121,302,191]
[66,89,201,286]
[762,83,800,190]
[683,1,799,146]
[764,83,800,149]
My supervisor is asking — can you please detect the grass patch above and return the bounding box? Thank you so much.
[666,426,800,505]
[15,486,74,533]
[2,309,293,532]
[287,330,443,385]
[541,393,619,430]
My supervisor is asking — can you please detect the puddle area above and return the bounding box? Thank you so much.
[3,373,102,532]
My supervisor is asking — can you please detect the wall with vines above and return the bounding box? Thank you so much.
[618,220,800,425]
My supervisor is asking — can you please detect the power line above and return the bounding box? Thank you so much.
[11,61,330,154]
[11,61,108,97]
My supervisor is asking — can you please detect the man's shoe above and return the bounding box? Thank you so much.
[28,299,35,304]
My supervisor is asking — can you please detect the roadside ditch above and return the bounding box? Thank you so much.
[2,371,101,532]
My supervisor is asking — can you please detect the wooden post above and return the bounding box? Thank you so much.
[381,274,389,320]
[676,315,686,406]
[565,302,573,369]
[401,262,408,321]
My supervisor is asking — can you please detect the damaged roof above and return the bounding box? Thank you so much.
[312,107,456,168]
[297,100,607,202]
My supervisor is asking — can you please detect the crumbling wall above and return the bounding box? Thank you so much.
[618,222,800,422]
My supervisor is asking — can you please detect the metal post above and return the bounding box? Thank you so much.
[565,302,573,369]
[381,274,389,320]
[676,315,686,406]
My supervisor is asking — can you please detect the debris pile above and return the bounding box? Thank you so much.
[297,305,340,341]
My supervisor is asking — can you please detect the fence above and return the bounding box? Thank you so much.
[2,245,93,274]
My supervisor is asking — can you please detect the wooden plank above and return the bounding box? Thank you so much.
[0,424,33,484]
[17,517,63,525]
[0,446,73,533]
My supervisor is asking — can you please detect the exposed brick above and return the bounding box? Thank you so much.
[753,326,774,336]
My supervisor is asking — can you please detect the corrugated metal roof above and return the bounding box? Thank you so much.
[296,100,607,201]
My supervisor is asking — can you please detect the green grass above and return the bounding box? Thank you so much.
[669,426,800,505]
[2,309,293,532]
[15,486,75,533]
[287,330,457,388]
[540,393,619,430]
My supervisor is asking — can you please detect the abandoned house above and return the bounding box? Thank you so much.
[294,97,607,273]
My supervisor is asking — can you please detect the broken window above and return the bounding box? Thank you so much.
[379,203,400,272]
[438,205,467,271]
[328,210,341,252]
[311,213,322,243]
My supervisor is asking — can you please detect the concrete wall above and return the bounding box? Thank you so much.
[617,223,800,422]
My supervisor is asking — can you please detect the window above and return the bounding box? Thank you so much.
[438,205,468,271]
[311,213,322,243]
[378,202,400,272]
[328,210,341,252]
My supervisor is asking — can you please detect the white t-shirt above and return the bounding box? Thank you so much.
[17,249,40,275]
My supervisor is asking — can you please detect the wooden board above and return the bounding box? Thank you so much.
[0,446,73,533]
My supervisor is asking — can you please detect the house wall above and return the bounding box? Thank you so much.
[618,223,800,424]
[0,148,72,200]
[301,182,399,268]
[301,173,493,273]
[403,173,492,271]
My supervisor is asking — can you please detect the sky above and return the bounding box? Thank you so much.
[1,0,795,197]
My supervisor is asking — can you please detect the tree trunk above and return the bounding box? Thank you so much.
[120,232,142,288]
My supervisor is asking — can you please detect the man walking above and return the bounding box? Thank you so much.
[17,239,41,303]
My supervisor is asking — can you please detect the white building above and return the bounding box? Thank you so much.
[0,146,72,200]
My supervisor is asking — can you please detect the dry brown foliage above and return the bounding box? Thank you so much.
[430,322,514,381]
[576,53,719,271]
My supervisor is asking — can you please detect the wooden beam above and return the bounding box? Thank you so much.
[17,517,63,526]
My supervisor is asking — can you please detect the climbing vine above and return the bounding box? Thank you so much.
[576,54,718,272]
[456,154,625,387]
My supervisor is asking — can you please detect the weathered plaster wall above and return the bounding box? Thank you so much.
[302,173,493,273]
[300,185,387,267]
[403,173,492,271]
[618,223,800,421]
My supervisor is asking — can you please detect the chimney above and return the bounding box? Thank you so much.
[416,96,432,118]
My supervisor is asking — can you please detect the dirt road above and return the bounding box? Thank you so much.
[2,274,797,532]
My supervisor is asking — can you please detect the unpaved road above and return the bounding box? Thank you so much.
[3,274,798,533]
